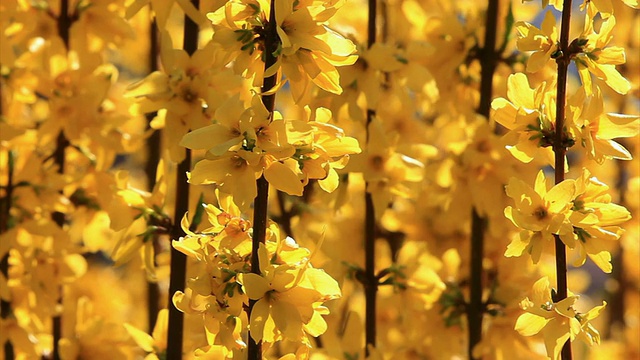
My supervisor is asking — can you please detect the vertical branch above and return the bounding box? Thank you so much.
[553,0,573,359]
[165,2,198,358]
[145,19,161,334]
[607,158,628,338]
[364,0,377,355]
[276,191,294,237]
[468,0,498,358]
[1,83,15,359]
[51,2,72,359]
[248,1,278,358]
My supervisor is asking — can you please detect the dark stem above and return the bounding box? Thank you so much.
[276,191,294,237]
[51,2,73,357]
[553,0,573,358]
[165,150,191,359]
[468,209,486,358]
[145,19,161,334]
[165,2,199,358]
[1,130,15,359]
[364,0,378,354]
[247,1,278,358]
[248,177,269,360]
[57,0,70,49]
[607,157,628,337]
[364,190,377,354]
[477,0,499,118]
[468,0,499,357]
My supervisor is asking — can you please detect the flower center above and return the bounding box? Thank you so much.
[533,206,548,220]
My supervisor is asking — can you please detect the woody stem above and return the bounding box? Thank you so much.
[145,18,161,335]
[363,0,378,355]
[166,1,198,358]
[0,84,15,359]
[553,0,573,359]
[247,0,278,359]
[51,1,72,358]
[468,0,499,358]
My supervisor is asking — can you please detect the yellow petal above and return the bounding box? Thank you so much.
[240,273,271,300]
[180,124,241,153]
[598,114,640,139]
[507,73,535,109]
[543,320,571,360]
[249,298,270,343]
[264,161,304,196]
[317,167,339,193]
[515,313,551,336]
[123,323,155,352]
[152,309,169,350]
[546,180,576,213]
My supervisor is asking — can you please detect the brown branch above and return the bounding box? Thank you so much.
[363,0,378,354]
[165,2,199,358]
[468,0,499,357]
[50,1,73,358]
[145,19,161,334]
[1,96,15,358]
[553,0,574,358]
[247,0,278,358]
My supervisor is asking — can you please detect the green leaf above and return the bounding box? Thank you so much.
[190,193,205,232]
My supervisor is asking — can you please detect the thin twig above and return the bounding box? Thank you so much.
[364,0,378,354]
[145,19,161,334]
[553,0,574,358]
[165,2,199,358]
[468,0,499,357]
[247,0,278,358]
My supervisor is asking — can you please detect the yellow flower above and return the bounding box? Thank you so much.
[124,309,168,359]
[185,100,359,207]
[238,242,340,344]
[504,170,576,262]
[515,11,559,73]
[574,13,630,95]
[582,0,640,18]
[515,277,605,360]
[568,169,631,273]
[180,95,293,158]
[575,302,607,346]
[570,86,639,164]
[109,161,168,279]
[275,0,357,103]
[189,150,264,210]
[491,73,564,167]
[347,118,423,219]
[126,0,208,28]
[208,0,269,86]
[126,38,220,161]
[285,107,361,192]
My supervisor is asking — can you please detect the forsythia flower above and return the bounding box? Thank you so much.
[491,73,567,167]
[274,0,358,103]
[347,118,424,219]
[574,12,630,95]
[515,277,605,360]
[515,11,558,73]
[208,0,357,102]
[125,0,208,28]
[182,98,360,209]
[568,169,631,272]
[124,309,169,359]
[125,38,232,161]
[504,170,576,262]
[238,242,341,344]
[569,86,639,164]
[581,0,640,18]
